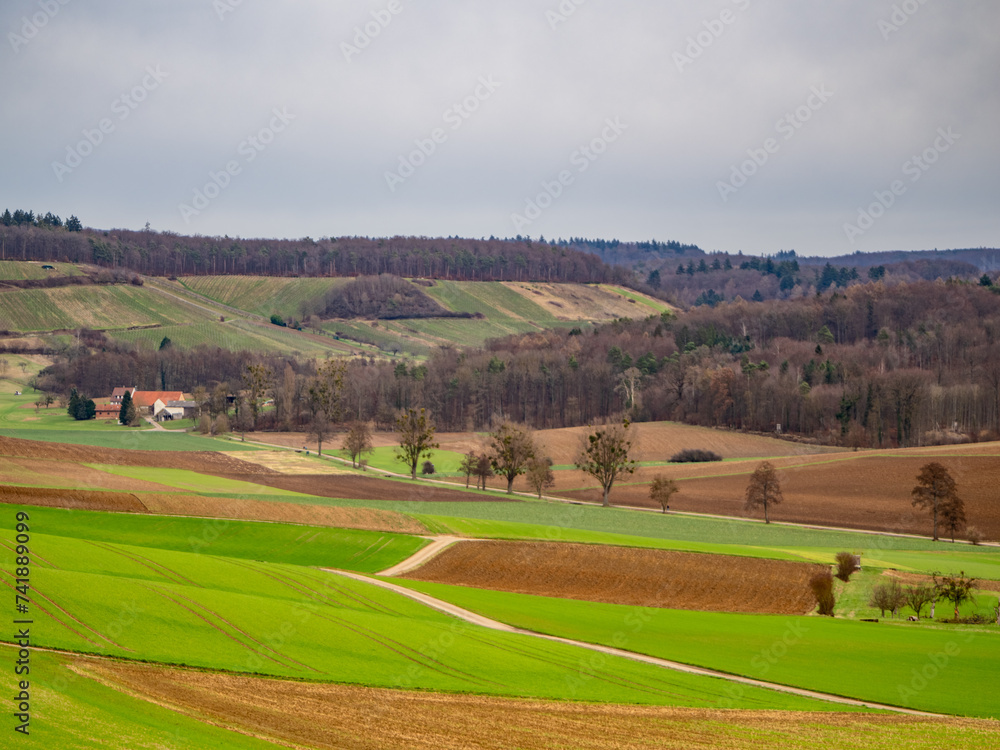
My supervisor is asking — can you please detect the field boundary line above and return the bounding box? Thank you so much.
[324,568,945,717]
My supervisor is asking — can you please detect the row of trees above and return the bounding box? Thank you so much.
[0,223,631,284]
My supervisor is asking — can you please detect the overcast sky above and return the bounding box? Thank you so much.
[3,0,997,256]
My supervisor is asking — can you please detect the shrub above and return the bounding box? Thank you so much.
[212,414,230,435]
[966,526,983,545]
[670,449,723,463]
[197,414,212,434]
[810,571,835,616]
[421,460,435,475]
[834,551,858,582]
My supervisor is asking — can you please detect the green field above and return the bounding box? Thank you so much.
[395,581,1000,718]
[180,276,350,320]
[0,507,836,710]
[0,260,82,280]
[0,285,209,333]
[346,445,468,476]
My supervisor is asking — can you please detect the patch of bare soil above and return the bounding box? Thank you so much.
[0,484,425,534]
[230,473,518,503]
[142,494,428,534]
[78,660,1000,750]
[0,435,275,475]
[402,540,824,615]
[0,484,148,512]
[561,454,1000,542]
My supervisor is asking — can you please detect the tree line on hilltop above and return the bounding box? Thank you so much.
[30,279,1000,448]
[0,213,631,285]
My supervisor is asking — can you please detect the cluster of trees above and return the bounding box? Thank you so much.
[0,222,631,284]
[66,388,96,421]
[318,276,462,320]
[653,251,991,306]
[867,572,981,622]
[1,208,82,232]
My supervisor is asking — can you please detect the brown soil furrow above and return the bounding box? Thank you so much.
[401,541,823,615]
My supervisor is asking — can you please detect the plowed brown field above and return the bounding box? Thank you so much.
[0,484,148,512]
[78,660,1000,750]
[401,540,824,614]
[0,485,426,533]
[0,435,274,474]
[255,422,837,463]
[561,452,1000,541]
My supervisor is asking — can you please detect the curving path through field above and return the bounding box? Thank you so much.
[324,567,942,717]
[377,536,469,576]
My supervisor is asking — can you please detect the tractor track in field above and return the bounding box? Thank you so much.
[323,568,945,718]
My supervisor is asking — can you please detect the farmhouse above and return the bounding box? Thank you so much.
[94,400,119,420]
[110,387,136,406]
[131,391,185,416]
[157,400,199,421]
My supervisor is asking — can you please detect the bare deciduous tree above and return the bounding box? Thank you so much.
[395,408,438,480]
[933,570,978,620]
[904,584,935,620]
[525,456,555,499]
[489,422,537,495]
[575,421,636,507]
[342,421,374,468]
[869,579,906,618]
[744,461,783,524]
[649,476,679,514]
[912,463,962,542]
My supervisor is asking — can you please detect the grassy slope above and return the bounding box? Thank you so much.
[0,514,832,710]
[395,581,1000,718]
[0,260,82,279]
[0,505,425,571]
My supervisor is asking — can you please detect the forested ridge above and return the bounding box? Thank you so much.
[0,215,627,284]
[35,280,1000,448]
